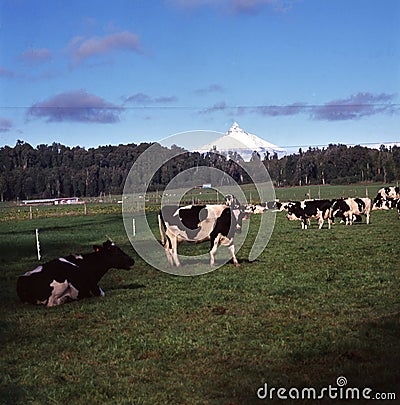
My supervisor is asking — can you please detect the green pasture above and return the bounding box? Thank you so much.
[1,184,399,404]
[0,183,388,222]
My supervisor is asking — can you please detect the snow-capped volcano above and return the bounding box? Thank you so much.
[196,122,286,161]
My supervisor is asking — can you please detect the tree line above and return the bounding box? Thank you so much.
[264,144,400,187]
[0,140,399,201]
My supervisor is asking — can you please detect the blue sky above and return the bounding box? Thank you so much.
[0,0,399,150]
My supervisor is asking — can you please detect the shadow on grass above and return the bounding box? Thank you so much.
[107,283,146,291]
[204,312,400,404]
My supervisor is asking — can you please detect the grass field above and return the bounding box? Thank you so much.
[1,184,399,404]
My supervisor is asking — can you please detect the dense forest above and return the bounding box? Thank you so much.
[0,140,399,201]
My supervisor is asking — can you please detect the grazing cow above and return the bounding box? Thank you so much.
[158,204,247,267]
[330,197,371,225]
[17,240,134,307]
[285,199,332,229]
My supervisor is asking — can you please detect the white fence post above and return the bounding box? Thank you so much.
[35,228,41,261]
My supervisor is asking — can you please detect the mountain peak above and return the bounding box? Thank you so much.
[195,122,286,161]
[227,122,243,135]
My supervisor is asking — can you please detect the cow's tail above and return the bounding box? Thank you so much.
[158,213,166,246]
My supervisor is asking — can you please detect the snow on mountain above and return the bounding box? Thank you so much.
[196,122,286,161]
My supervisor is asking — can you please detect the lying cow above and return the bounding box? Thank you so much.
[245,200,284,213]
[158,204,246,267]
[372,197,400,220]
[273,201,291,212]
[245,203,268,214]
[376,186,399,200]
[330,197,371,225]
[372,186,399,210]
[17,240,134,306]
[373,197,399,210]
[285,199,332,229]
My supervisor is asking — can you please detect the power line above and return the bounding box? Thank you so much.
[0,103,399,110]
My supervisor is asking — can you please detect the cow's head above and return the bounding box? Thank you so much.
[225,194,241,209]
[274,201,292,212]
[286,212,299,221]
[230,205,248,234]
[93,240,135,270]
[329,200,346,222]
[285,202,301,221]
[372,195,384,210]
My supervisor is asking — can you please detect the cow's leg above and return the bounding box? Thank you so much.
[167,249,174,266]
[67,283,79,301]
[170,235,181,267]
[301,218,307,229]
[47,280,69,307]
[164,234,175,267]
[57,283,79,305]
[366,212,370,224]
[90,284,105,297]
[166,244,174,267]
[210,234,221,266]
[318,215,324,229]
[228,244,239,267]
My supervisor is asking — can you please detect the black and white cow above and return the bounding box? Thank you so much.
[224,194,241,208]
[376,186,399,200]
[245,203,268,214]
[372,186,400,210]
[373,198,399,210]
[158,204,247,267]
[245,200,285,213]
[285,199,332,229]
[372,197,400,220]
[330,197,371,225]
[273,201,291,212]
[17,240,134,306]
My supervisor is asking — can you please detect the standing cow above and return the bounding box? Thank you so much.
[17,240,134,306]
[330,197,371,225]
[285,199,333,229]
[158,204,246,267]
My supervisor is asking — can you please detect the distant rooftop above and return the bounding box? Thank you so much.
[21,197,81,206]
